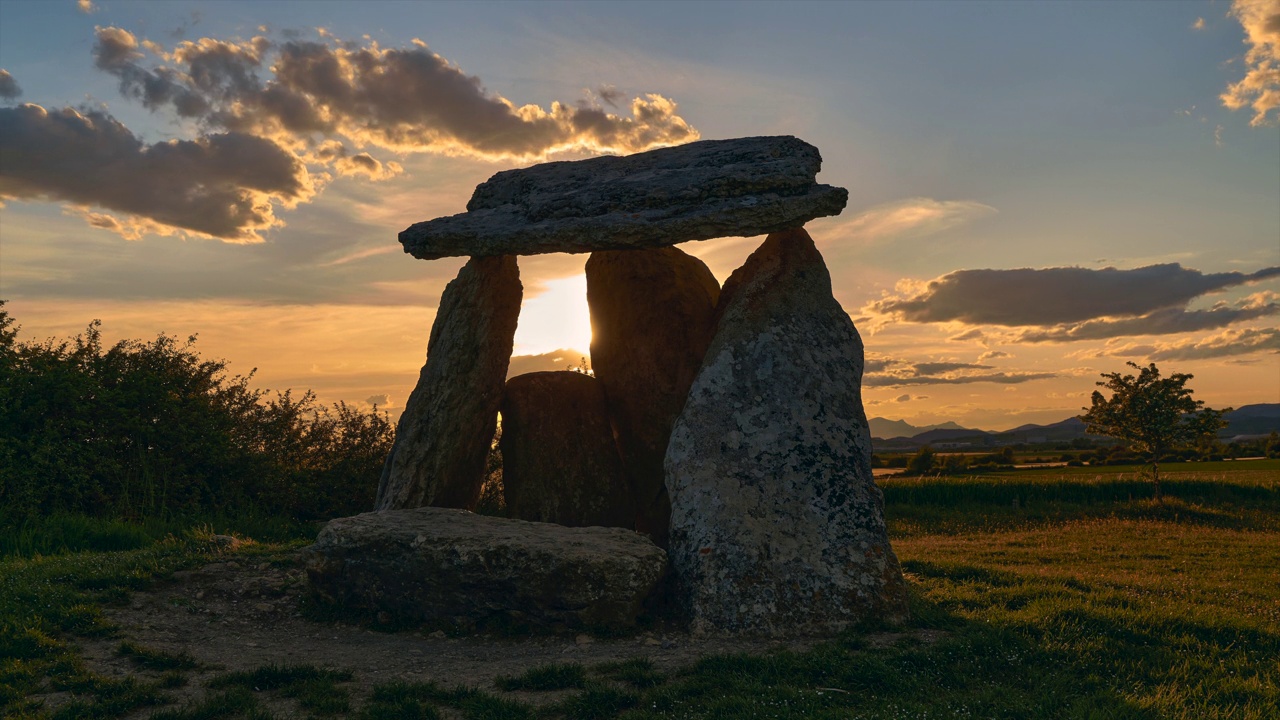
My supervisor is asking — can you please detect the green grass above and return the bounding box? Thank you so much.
[494,663,587,691]
[0,511,317,558]
[208,663,354,715]
[3,460,1276,719]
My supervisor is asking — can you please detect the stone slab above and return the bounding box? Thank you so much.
[302,508,667,630]
[399,136,847,259]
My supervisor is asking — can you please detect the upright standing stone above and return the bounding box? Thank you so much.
[500,371,635,528]
[665,227,908,636]
[376,255,522,511]
[586,247,720,548]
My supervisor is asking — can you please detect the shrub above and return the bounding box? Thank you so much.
[0,303,392,522]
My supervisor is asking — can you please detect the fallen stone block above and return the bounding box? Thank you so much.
[302,508,667,631]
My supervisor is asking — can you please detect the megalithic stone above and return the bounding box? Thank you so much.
[586,247,720,548]
[665,227,908,636]
[500,371,635,528]
[399,136,848,259]
[376,255,522,511]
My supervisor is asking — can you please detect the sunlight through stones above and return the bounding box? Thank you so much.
[309,136,907,634]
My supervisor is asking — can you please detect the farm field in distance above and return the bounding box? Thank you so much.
[3,459,1277,719]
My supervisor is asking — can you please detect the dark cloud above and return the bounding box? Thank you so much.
[0,70,20,99]
[54,25,697,241]
[863,354,1049,387]
[911,361,993,375]
[870,264,1280,326]
[0,104,312,241]
[596,84,623,108]
[92,28,698,161]
[948,328,986,343]
[94,27,211,117]
[864,371,1056,387]
[1015,298,1280,342]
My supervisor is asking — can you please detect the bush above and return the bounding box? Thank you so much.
[0,303,393,522]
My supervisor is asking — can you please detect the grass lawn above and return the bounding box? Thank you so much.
[3,460,1277,719]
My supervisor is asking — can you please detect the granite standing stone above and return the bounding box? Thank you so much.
[665,227,908,636]
[302,508,667,630]
[376,255,522,511]
[399,136,848,259]
[500,371,635,528]
[586,247,720,548]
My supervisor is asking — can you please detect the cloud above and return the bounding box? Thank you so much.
[31,24,697,241]
[1222,0,1280,126]
[1104,327,1280,361]
[978,350,1010,360]
[0,104,314,241]
[911,361,993,375]
[92,27,699,161]
[1014,293,1280,342]
[831,197,996,243]
[365,393,392,407]
[864,371,1056,388]
[506,349,584,379]
[77,0,96,14]
[868,264,1280,326]
[1192,17,1207,31]
[0,70,20,99]
[862,354,1051,387]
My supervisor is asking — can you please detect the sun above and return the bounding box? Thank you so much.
[512,274,593,357]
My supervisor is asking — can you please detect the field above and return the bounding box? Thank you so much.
[3,460,1277,719]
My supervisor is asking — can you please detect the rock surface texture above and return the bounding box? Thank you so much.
[500,371,635,528]
[586,247,721,548]
[665,227,909,636]
[400,136,847,259]
[376,255,521,511]
[302,508,667,630]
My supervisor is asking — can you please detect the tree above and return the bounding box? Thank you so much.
[1079,362,1228,501]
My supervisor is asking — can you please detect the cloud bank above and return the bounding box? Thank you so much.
[1103,327,1280,361]
[92,27,697,159]
[0,25,698,241]
[0,104,313,241]
[869,263,1280,327]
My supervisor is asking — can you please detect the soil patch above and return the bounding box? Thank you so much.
[59,549,943,717]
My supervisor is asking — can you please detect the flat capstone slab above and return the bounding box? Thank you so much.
[399,136,848,259]
[302,508,668,631]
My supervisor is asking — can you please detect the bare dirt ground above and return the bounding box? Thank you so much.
[65,550,921,717]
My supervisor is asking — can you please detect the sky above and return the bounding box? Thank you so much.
[1,0,1277,431]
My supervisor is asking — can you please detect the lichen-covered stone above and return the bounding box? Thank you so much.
[399,136,847,259]
[586,247,720,548]
[376,255,521,511]
[665,227,908,636]
[500,371,634,528]
[301,508,667,630]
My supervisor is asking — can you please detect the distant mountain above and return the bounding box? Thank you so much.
[1222,404,1280,437]
[868,417,965,440]
[868,403,1280,449]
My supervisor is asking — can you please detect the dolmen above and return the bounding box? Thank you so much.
[303,136,909,635]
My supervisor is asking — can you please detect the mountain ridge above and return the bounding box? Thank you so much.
[869,403,1278,445]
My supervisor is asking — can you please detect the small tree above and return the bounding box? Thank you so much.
[1079,362,1228,501]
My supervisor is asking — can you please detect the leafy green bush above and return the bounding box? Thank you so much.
[0,302,392,523]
